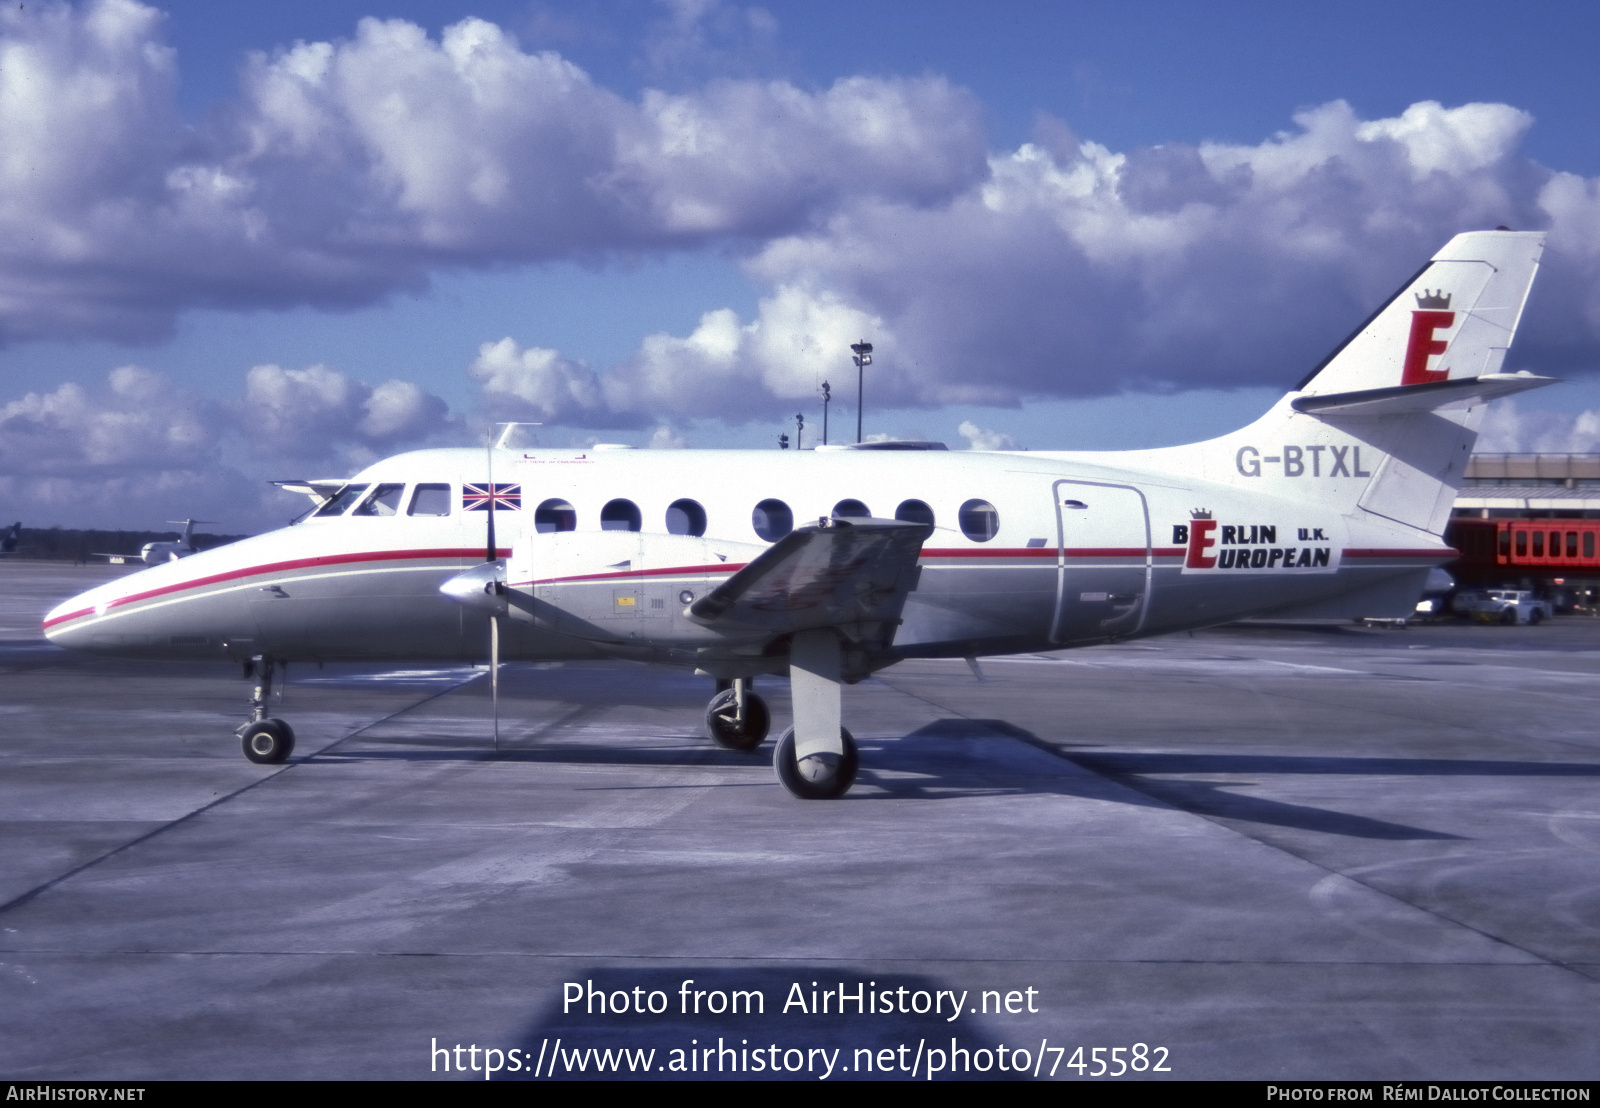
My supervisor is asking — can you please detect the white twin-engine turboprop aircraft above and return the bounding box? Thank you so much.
[45,230,1551,799]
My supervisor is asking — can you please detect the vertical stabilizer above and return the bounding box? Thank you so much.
[1298,229,1544,395]
[1102,230,1550,537]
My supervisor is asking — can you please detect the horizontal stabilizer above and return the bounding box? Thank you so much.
[1291,372,1558,417]
[689,517,931,637]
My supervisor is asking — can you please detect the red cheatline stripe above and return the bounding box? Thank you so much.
[924,546,1180,559]
[44,606,95,629]
[515,563,749,587]
[42,547,500,630]
[43,540,1220,632]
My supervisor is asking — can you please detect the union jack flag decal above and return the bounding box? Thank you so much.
[463,483,521,511]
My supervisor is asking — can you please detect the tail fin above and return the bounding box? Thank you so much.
[1298,229,1545,395]
[1115,230,1552,536]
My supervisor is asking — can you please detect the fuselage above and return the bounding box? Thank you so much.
[43,444,1449,666]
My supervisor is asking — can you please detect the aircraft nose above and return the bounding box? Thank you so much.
[43,589,100,649]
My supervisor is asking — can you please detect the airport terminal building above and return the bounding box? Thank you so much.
[1447,453,1600,597]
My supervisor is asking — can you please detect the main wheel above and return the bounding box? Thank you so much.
[773,726,858,799]
[704,689,770,752]
[241,718,295,764]
[1501,608,1517,625]
[1529,608,1545,625]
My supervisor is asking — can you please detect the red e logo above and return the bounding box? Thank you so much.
[1401,290,1455,386]
[1185,518,1218,569]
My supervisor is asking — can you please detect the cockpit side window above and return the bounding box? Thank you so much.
[408,483,452,517]
[352,483,406,516]
[314,484,369,517]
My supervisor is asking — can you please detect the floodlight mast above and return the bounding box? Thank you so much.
[820,381,831,445]
[795,412,804,450]
[851,341,873,443]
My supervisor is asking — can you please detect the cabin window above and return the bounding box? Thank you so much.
[315,484,369,517]
[958,499,1000,542]
[895,499,936,527]
[1568,532,1579,558]
[408,484,451,516]
[601,499,642,532]
[1586,533,1596,560]
[535,499,577,533]
[752,499,793,542]
[352,483,405,517]
[1514,530,1526,557]
[1532,532,1545,558]
[1498,529,1510,559]
[832,498,870,519]
[666,499,707,537]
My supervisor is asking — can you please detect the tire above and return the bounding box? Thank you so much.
[1500,608,1517,625]
[773,726,858,799]
[241,718,295,764]
[1529,608,1544,625]
[704,689,770,752]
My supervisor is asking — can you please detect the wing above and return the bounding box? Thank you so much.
[688,517,931,644]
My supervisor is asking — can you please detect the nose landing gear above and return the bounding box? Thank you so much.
[236,655,295,764]
[704,677,770,752]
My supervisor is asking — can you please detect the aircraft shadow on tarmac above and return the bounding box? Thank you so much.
[1052,747,1600,842]
[858,719,1468,839]
[303,712,1554,840]
[497,966,1030,1081]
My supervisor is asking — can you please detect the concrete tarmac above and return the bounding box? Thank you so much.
[1,560,1598,1080]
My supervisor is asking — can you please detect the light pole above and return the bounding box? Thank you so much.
[851,341,873,443]
[820,381,831,445]
[795,412,804,451]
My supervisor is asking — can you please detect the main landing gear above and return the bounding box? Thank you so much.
[773,726,858,800]
[237,656,295,764]
[704,678,770,752]
[773,629,857,800]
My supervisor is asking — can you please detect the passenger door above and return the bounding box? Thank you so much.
[1051,480,1152,643]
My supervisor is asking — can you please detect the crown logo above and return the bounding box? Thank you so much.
[1190,508,1212,520]
[1415,289,1452,310]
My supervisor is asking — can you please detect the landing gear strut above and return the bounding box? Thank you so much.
[705,677,770,752]
[237,655,295,764]
[775,629,857,799]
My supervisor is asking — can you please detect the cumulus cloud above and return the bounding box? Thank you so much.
[0,0,984,342]
[956,421,1019,451]
[239,363,451,468]
[733,98,1558,406]
[0,366,214,473]
[473,284,882,425]
[0,363,452,529]
[466,97,1600,425]
[1477,399,1600,454]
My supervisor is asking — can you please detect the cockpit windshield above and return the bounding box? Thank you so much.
[352,483,405,517]
[314,484,369,517]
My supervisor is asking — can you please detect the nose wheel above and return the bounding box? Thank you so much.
[241,718,296,764]
[235,655,294,764]
[704,678,770,751]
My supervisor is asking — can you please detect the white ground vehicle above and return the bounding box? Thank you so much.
[1458,589,1554,624]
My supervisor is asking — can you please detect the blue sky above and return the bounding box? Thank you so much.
[4,0,1600,528]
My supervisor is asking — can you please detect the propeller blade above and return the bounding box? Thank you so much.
[486,429,499,752]
[490,613,500,754]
